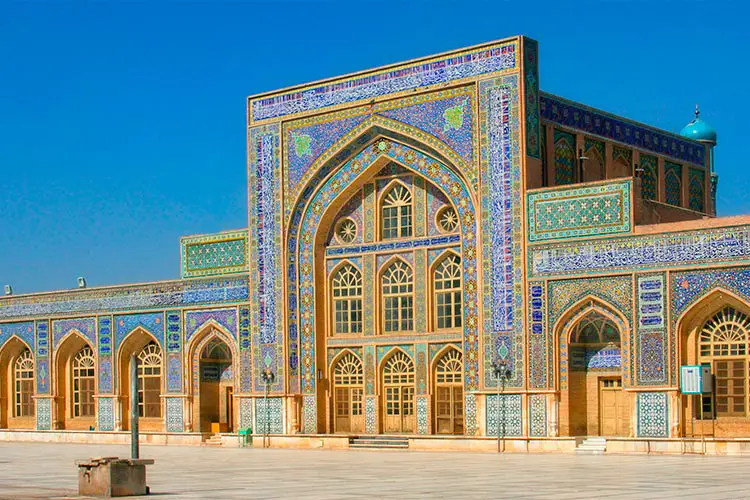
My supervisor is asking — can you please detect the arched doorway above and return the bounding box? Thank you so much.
[195,336,234,433]
[679,291,750,437]
[0,338,35,429]
[117,329,163,431]
[331,352,364,433]
[381,350,415,434]
[559,300,630,437]
[433,348,463,435]
[54,333,96,430]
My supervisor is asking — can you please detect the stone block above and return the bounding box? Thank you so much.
[76,457,154,497]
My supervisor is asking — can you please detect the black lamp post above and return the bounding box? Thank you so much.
[490,359,512,453]
[260,369,275,448]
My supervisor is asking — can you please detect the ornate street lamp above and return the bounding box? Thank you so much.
[490,359,512,453]
[260,369,276,448]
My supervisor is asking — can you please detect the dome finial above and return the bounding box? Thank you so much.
[695,104,700,119]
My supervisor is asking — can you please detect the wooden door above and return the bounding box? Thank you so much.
[599,378,629,436]
[335,387,364,433]
[384,385,414,433]
[435,385,464,434]
[226,387,234,433]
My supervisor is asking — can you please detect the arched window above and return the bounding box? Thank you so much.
[382,351,415,433]
[14,350,34,417]
[434,254,462,330]
[331,264,363,335]
[699,307,750,417]
[137,342,162,418]
[72,346,95,418]
[333,353,364,433]
[381,183,412,239]
[435,349,463,434]
[382,260,414,333]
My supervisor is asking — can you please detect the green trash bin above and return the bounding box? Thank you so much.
[238,427,253,448]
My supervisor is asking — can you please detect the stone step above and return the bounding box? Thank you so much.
[349,443,409,450]
[349,436,409,450]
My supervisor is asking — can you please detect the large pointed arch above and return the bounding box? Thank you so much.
[287,135,478,433]
[285,115,477,226]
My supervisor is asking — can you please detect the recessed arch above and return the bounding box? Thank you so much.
[187,325,238,434]
[116,327,163,431]
[675,287,750,433]
[432,346,463,435]
[289,134,479,435]
[329,349,364,434]
[0,336,35,429]
[53,331,95,430]
[554,296,630,438]
[380,348,416,434]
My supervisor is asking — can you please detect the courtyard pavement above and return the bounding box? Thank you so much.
[0,442,748,499]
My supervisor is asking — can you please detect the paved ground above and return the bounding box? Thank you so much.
[0,443,748,499]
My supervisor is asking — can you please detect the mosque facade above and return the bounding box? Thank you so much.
[2,35,749,453]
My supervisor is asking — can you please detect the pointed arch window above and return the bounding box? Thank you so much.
[72,346,95,418]
[382,260,414,333]
[14,349,34,417]
[331,264,363,335]
[699,306,750,417]
[381,183,412,240]
[138,342,162,418]
[434,254,462,330]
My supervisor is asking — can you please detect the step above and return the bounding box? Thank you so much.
[349,443,409,449]
[350,439,408,445]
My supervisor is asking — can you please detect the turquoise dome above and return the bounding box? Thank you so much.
[680,106,717,143]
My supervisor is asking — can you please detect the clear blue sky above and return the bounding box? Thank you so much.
[1,1,747,294]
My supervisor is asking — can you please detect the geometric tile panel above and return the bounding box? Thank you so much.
[464,393,477,436]
[165,398,184,433]
[527,179,632,242]
[36,398,52,431]
[97,398,115,432]
[486,394,522,437]
[303,395,316,434]
[365,396,377,434]
[540,93,705,167]
[416,396,429,435]
[636,392,669,438]
[529,394,547,437]
[239,398,253,431]
[255,397,283,434]
[181,230,248,279]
